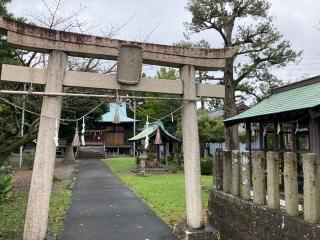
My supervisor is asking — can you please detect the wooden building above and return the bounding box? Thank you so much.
[86,102,137,155]
[224,75,320,191]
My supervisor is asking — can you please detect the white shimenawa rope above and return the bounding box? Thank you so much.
[0,96,107,122]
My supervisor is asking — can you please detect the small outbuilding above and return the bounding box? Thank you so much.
[128,120,180,163]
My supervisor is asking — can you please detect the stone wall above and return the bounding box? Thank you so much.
[208,189,320,240]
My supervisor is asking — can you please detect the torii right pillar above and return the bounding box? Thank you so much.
[180,65,203,229]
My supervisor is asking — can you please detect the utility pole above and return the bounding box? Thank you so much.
[19,84,26,168]
[133,100,136,157]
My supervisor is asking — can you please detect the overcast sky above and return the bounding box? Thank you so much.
[8,0,320,82]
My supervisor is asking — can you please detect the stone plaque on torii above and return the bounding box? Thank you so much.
[0,17,236,240]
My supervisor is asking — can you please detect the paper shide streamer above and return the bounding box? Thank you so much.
[144,116,149,149]
[53,119,59,147]
[81,117,86,146]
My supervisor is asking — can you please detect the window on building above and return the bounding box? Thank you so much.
[296,123,310,150]
[251,123,260,150]
[282,123,293,150]
[265,123,275,150]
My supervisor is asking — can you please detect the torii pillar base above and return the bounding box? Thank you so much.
[174,223,219,240]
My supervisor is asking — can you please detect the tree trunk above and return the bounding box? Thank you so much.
[224,58,239,150]
[200,100,205,111]
[63,144,75,163]
[0,132,38,167]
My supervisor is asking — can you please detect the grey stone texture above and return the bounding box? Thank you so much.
[252,151,266,205]
[231,150,240,196]
[303,153,320,223]
[174,223,219,240]
[223,150,232,194]
[209,189,320,240]
[266,151,280,209]
[284,152,299,216]
[241,151,251,200]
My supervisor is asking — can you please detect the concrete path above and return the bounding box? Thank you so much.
[62,157,177,240]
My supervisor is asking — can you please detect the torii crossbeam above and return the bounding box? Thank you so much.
[0,16,237,240]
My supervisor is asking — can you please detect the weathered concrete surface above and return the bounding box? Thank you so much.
[174,223,219,240]
[252,151,266,205]
[214,149,223,191]
[223,150,232,194]
[302,153,320,223]
[181,65,203,229]
[266,152,280,210]
[231,150,240,196]
[241,151,251,200]
[209,189,320,240]
[117,44,143,85]
[62,157,177,240]
[1,64,225,98]
[23,51,67,240]
[284,152,299,216]
[0,17,237,70]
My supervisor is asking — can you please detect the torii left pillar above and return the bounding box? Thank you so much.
[24,50,67,240]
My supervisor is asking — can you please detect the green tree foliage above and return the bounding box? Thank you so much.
[198,112,225,143]
[185,0,302,150]
[0,166,12,203]
[176,111,225,143]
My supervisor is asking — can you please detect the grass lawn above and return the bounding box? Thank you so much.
[0,177,73,240]
[103,157,213,227]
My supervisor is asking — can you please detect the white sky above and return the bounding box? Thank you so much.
[8,0,320,82]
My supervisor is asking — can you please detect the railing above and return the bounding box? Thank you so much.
[214,149,320,224]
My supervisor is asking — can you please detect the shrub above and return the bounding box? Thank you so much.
[24,154,34,170]
[200,157,213,175]
[147,153,157,161]
[0,166,12,204]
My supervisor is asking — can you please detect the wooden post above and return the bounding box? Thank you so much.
[231,150,240,196]
[252,151,266,205]
[223,150,232,194]
[241,151,251,200]
[302,153,320,223]
[23,50,67,240]
[165,142,169,170]
[309,118,320,198]
[245,122,252,186]
[284,152,299,216]
[266,151,280,209]
[214,148,223,191]
[180,65,203,229]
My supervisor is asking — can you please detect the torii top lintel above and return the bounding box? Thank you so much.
[0,17,237,71]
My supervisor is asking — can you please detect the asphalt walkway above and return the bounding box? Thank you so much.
[62,157,177,240]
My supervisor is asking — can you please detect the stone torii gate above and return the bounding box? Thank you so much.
[0,17,236,240]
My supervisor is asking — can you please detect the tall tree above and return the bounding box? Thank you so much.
[0,0,119,165]
[186,0,301,150]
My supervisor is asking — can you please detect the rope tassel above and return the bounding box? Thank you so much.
[154,128,162,145]
[72,122,80,147]
[113,104,121,124]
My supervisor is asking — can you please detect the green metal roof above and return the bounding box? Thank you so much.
[225,81,320,125]
[128,120,180,142]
